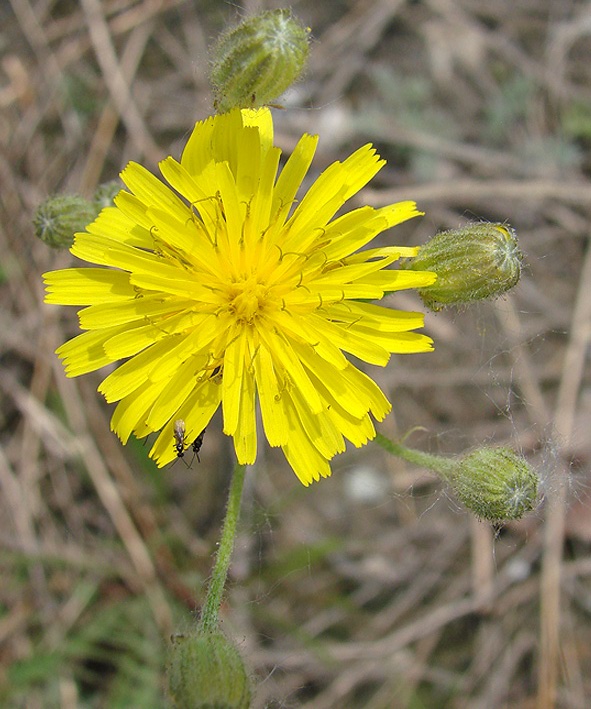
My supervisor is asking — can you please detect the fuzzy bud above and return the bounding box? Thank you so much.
[406,223,523,311]
[210,9,310,113]
[167,629,252,708]
[92,180,121,210]
[33,195,97,249]
[449,447,539,522]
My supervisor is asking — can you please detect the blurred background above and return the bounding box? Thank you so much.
[2,0,591,706]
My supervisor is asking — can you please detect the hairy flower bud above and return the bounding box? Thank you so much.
[406,223,523,310]
[210,9,310,113]
[167,629,252,708]
[33,195,97,249]
[449,447,539,522]
[92,180,121,210]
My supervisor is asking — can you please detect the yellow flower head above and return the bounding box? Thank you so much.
[43,108,435,484]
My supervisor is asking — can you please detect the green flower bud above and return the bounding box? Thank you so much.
[92,180,121,210]
[449,447,539,522]
[33,195,97,249]
[210,9,310,113]
[167,629,252,708]
[406,223,523,311]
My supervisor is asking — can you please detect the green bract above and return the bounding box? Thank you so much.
[168,630,251,709]
[210,9,310,113]
[450,447,539,521]
[34,195,97,250]
[407,223,523,310]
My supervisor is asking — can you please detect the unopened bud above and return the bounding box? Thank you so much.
[167,629,252,708]
[92,180,121,210]
[33,195,97,249]
[407,223,523,310]
[449,447,539,522]
[210,9,310,113]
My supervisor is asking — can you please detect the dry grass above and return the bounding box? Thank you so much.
[2,0,591,707]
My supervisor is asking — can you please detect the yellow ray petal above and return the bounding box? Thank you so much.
[44,268,134,305]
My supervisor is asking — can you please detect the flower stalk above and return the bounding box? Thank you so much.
[200,462,247,633]
[376,433,456,478]
[167,461,251,707]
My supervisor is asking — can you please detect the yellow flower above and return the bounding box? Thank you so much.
[43,108,435,484]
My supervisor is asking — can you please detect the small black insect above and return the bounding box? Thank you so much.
[173,419,187,458]
[191,429,206,462]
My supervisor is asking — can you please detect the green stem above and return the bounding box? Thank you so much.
[374,433,456,482]
[200,462,246,634]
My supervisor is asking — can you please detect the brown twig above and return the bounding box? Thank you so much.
[537,240,591,707]
[79,0,162,165]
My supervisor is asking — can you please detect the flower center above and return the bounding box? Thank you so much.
[226,277,270,323]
